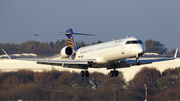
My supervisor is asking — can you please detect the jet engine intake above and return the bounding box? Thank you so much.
[60,46,74,58]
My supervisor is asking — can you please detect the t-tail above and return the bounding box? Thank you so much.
[66,29,76,50]
[35,28,95,51]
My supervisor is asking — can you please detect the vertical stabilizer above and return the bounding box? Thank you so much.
[34,28,94,51]
[66,29,76,50]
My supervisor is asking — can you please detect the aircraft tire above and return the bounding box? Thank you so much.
[110,71,114,77]
[85,71,89,77]
[137,62,140,65]
[80,71,84,77]
[115,70,118,77]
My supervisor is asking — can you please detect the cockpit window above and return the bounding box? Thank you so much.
[126,40,143,44]
[138,40,143,44]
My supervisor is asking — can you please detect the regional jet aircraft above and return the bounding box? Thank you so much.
[2,29,178,77]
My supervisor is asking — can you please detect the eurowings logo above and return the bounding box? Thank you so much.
[68,38,74,49]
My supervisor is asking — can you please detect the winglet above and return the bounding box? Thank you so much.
[2,49,12,59]
[174,48,178,58]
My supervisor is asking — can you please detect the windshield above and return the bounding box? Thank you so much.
[126,40,143,44]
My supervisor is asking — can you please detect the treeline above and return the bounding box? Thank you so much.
[0,40,102,56]
[0,67,180,100]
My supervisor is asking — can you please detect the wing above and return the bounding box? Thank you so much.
[36,59,96,69]
[122,57,176,65]
[117,48,178,68]
[2,48,178,70]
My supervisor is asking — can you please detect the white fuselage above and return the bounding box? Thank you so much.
[75,37,146,64]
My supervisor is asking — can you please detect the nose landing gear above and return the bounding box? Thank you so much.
[136,54,141,65]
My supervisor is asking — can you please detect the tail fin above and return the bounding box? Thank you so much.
[35,28,95,50]
[66,29,76,50]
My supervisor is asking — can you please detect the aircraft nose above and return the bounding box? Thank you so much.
[136,44,146,55]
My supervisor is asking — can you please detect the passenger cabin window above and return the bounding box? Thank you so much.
[126,40,143,44]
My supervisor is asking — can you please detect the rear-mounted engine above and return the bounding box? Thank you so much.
[60,46,74,58]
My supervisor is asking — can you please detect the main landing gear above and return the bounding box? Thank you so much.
[110,70,119,77]
[109,64,119,77]
[80,70,89,77]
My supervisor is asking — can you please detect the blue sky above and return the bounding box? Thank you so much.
[1,0,180,50]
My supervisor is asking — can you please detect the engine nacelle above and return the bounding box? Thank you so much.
[60,46,74,58]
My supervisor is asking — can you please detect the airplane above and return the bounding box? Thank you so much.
[33,29,178,77]
[2,29,178,77]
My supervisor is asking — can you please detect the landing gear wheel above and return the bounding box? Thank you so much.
[110,71,114,77]
[85,71,89,77]
[110,70,119,77]
[114,70,118,77]
[80,71,84,77]
[136,62,140,65]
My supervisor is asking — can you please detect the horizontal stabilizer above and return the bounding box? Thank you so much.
[35,32,95,36]
[73,33,95,36]
[35,32,71,36]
